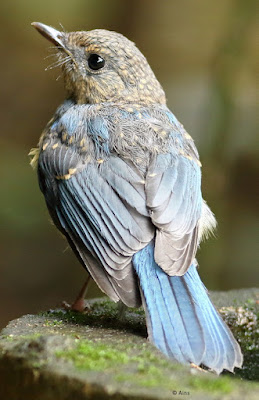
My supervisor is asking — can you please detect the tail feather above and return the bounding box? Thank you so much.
[144,271,188,363]
[167,274,205,363]
[184,268,232,372]
[133,243,243,374]
[185,266,243,372]
[155,265,204,364]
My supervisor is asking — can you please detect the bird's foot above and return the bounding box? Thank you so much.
[62,276,91,313]
[117,301,128,319]
[190,363,208,373]
[62,299,90,313]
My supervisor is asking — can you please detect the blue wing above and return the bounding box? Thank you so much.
[38,110,154,306]
[145,110,203,276]
[38,103,202,304]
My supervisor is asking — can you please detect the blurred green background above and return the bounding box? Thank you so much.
[0,0,258,329]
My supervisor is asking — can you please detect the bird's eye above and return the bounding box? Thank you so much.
[88,54,105,70]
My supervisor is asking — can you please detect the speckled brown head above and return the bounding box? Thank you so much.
[32,22,166,105]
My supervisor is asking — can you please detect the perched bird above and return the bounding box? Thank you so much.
[30,22,243,373]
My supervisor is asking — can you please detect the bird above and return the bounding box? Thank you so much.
[30,22,243,374]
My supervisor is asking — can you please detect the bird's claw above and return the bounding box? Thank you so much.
[61,299,90,313]
[190,363,208,373]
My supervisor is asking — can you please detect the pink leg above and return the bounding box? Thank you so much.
[63,275,91,312]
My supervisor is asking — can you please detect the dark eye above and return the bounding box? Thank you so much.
[88,54,105,70]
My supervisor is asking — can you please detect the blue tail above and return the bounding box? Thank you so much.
[133,243,243,373]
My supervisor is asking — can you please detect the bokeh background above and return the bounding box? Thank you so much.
[0,0,258,329]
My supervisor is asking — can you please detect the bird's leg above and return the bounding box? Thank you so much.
[62,275,91,312]
[190,363,208,373]
[117,301,128,320]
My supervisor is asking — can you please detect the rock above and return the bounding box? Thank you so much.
[0,289,258,400]
[209,287,258,308]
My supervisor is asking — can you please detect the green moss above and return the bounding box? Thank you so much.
[41,299,146,336]
[0,335,15,342]
[55,337,182,389]
[1,299,258,399]
[128,307,145,316]
[115,367,177,390]
[41,297,258,386]
[131,365,175,389]
[31,360,47,369]
[55,337,235,393]
[43,319,64,327]
[189,376,233,393]
[0,333,43,342]
[219,302,259,380]
[115,363,234,393]
[22,333,43,339]
[56,339,129,371]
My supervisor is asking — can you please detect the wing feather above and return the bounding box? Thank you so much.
[146,152,202,276]
[38,105,203,304]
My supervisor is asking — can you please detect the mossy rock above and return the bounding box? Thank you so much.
[0,288,258,400]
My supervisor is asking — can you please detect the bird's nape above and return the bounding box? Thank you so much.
[31,22,166,105]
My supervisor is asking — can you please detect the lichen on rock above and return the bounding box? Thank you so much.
[0,289,258,400]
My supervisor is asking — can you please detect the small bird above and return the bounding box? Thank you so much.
[30,22,243,373]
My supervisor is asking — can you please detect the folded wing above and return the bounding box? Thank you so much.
[146,152,202,275]
[38,145,154,306]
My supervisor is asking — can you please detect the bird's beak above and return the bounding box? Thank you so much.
[32,22,65,49]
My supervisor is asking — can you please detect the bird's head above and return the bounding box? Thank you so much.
[32,22,166,106]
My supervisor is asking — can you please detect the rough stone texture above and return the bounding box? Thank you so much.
[0,288,258,400]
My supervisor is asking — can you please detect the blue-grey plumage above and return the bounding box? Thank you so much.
[133,244,243,374]
[30,22,243,373]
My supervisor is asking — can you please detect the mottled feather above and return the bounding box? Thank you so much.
[31,23,241,373]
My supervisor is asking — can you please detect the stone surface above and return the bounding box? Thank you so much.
[0,288,258,400]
